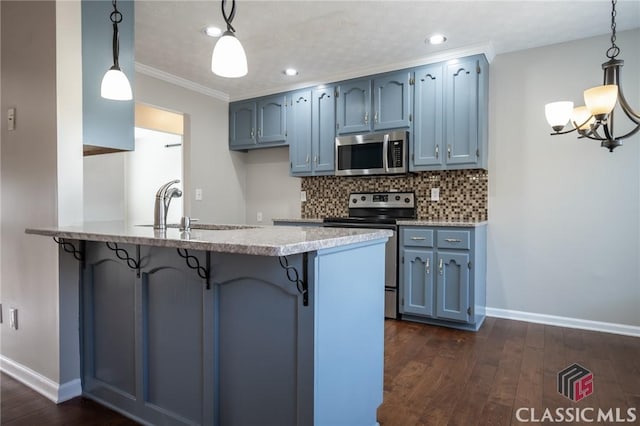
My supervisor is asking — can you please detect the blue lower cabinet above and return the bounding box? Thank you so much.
[399,225,486,331]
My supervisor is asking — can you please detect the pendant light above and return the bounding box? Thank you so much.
[101,0,132,101]
[544,0,639,152]
[211,0,248,78]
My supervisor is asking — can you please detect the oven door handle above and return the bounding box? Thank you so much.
[383,133,390,173]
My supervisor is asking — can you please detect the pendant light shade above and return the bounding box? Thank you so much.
[584,84,618,118]
[211,30,248,78]
[101,66,133,100]
[101,0,132,101]
[545,101,574,132]
[211,0,247,78]
[571,106,596,131]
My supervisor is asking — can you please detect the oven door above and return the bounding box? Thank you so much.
[323,222,398,319]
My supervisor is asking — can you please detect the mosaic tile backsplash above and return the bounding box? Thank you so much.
[301,170,488,221]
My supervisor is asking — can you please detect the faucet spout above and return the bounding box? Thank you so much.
[154,180,182,230]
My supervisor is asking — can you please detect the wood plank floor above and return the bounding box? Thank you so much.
[1,317,639,425]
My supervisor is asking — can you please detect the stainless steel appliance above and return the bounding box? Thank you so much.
[335,131,408,176]
[323,191,416,319]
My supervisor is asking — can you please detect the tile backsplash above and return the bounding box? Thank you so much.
[301,170,488,221]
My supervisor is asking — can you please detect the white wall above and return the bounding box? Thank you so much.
[135,73,246,224]
[245,147,301,225]
[487,29,640,327]
[83,153,126,221]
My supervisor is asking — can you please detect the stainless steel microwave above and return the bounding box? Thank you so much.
[335,130,408,176]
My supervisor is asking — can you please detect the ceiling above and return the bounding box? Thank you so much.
[134,0,640,101]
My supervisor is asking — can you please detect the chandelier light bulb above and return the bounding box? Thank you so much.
[584,84,618,119]
[211,31,248,78]
[545,101,574,132]
[571,106,595,131]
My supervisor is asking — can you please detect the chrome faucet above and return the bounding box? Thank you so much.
[153,180,183,230]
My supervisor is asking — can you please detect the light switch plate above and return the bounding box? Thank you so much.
[9,308,18,330]
[7,108,15,131]
[257,212,263,222]
[431,188,440,201]
[195,188,203,201]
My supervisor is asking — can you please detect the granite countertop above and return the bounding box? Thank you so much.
[25,222,392,257]
[272,218,324,224]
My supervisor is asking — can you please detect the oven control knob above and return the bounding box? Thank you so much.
[361,196,366,201]
[352,198,357,204]
[395,195,401,201]
[404,197,410,203]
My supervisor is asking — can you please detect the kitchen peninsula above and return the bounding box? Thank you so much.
[26,222,391,426]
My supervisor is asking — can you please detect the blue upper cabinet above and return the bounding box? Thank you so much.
[413,64,443,167]
[373,71,412,131]
[336,79,372,134]
[229,94,288,150]
[289,90,313,174]
[257,95,287,145]
[82,0,134,155]
[229,101,257,149]
[289,86,336,176]
[412,54,489,171]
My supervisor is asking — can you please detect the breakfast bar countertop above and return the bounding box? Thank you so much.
[25,221,392,257]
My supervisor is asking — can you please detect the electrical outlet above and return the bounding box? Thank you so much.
[257,212,263,222]
[7,108,15,131]
[195,188,203,201]
[9,308,18,330]
[431,187,440,201]
[300,191,307,202]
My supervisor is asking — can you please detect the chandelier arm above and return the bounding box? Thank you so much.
[617,90,640,123]
[549,127,578,136]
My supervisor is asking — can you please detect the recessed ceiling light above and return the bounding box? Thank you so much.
[203,26,223,37]
[427,34,447,45]
[284,68,299,76]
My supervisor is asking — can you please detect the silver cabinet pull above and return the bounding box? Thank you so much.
[425,258,430,275]
[435,144,439,159]
[439,258,444,275]
[411,236,426,240]
[305,155,310,164]
[444,238,462,243]
[250,128,255,139]
[447,145,451,159]
[313,155,318,165]
[364,112,369,124]
[259,128,263,137]
[374,112,379,123]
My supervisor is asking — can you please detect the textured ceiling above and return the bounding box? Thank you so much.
[134,0,640,101]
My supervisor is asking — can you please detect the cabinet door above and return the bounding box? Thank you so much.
[401,248,435,316]
[229,101,257,149]
[289,91,313,175]
[258,95,287,145]
[445,57,479,166]
[373,71,411,131]
[336,79,371,134]
[312,86,336,173]
[413,64,443,168]
[436,251,470,322]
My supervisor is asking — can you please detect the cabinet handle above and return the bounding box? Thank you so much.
[259,128,262,137]
[364,112,369,124]
[439,258,444,275]
[410,236,426,241]
[425,258,430,275]
[313,155,318,165]
[374,112,378,124]
[447,145,451,159]
[435,144,439,159]
[250,128,255,139]
[305,155,310,164]
[444,238,462,243]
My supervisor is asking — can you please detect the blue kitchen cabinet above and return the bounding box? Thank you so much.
[82,0,134,154]
[413,63,443,167]
[412,54,489,171]
[229,100,257,149]
[399,225,486,331]
[289,86,336,176]
[288,90,313,174]
[229,94,287,150]
[372,71,412,131]
[336,79,372,134]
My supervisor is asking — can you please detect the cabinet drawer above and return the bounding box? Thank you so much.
[402,228,434,247]
[437,230,470,250]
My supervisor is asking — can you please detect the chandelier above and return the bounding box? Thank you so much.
[544,0,639,152]
[211,0,248,78]
[101,0,132,100]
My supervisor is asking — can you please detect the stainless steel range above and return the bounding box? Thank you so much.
[323,191,416,319]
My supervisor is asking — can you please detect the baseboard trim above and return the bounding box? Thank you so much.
[0,355,81,403]
[485,307,640,337]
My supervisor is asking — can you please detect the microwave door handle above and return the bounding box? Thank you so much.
[383,134,390,172]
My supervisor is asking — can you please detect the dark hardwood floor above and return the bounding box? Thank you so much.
[1,318,639,425]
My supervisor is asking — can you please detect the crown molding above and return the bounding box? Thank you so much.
[135,62,230,102]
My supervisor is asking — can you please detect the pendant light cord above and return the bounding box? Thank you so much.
[607,0,620,59]
[221,0,237,33]
[110,0,123,68]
